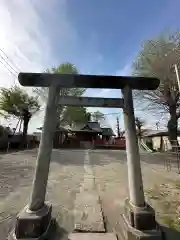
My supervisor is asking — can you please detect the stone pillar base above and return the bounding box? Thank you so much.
[118,198,163,240]
[8,202,55,240]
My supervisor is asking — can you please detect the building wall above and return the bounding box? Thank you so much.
[151,137,161,150]
[151,136,180,151]
[53,132,67,148]
[75,132,98,141]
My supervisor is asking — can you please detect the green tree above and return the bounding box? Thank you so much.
[0,86,40,143]
[91,110,105,123]
[132,31,180,144]
[62,106,91,127]
[34,62,86,127]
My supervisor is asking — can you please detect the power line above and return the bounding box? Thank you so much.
[0,54,19,75]
[0,58,17,79]
[0,48,21,72]
[0,48,21,85]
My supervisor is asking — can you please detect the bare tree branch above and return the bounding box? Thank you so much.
[132,30,180,143]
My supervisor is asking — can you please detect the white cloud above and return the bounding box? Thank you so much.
[0,0,129,133]
[0,0,77,133]
[116,63,132,76]
[0,1,52,83]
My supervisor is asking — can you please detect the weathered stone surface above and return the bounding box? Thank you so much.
[69,233,117,240]
[73,149,105,233]
[8,203,53,239]
[124,198,157,231]
[74,191,105,233]
[118,214,162,240]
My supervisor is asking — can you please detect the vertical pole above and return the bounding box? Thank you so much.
[28,85,60,211]
[122,86,145,207]
[175,64,180,93]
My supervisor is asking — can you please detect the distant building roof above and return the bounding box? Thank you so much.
[101,127,115,136]
[142,129,180,137]
[142,129,161,137]
[70,121,102,133]
[84,122,102,132]
[37,121,115,135]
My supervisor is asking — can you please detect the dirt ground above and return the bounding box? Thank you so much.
[91,150,180,238]
[0,149,85,239]
[0,149,180,239]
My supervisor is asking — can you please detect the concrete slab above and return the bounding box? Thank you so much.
[73,149,105,233]
[74,191,105,232]
[69,233,117,240]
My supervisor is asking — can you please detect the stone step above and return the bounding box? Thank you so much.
[74,191,105,233]
[69,233,117,240]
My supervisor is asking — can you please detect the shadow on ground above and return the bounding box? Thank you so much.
[161,225,180,240]
[51,222,70,240]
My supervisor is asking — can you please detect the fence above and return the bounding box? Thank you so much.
[0,135,39,153]
[163,140,180,173]
[114,138,126,148]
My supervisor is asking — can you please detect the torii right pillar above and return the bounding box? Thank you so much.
[120,85,162,239]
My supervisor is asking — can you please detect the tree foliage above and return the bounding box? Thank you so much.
[132,31,180,143]
[62,106,91,127]
[0,86,40,140]
[34,62,88,127]
[91,110,105,123]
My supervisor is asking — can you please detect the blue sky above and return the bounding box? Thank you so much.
[0,0,180,132]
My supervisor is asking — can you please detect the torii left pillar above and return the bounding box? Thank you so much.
[9,84,60,239]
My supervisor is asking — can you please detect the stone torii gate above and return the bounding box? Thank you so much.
[9,73,162,240]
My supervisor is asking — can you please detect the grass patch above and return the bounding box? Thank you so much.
[145,182,180,232]
[160,201,172,212]
[161,215,180,232]
[174,180,180,189]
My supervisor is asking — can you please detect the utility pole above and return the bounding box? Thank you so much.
[156,121,159,130]
[116,116,120,138]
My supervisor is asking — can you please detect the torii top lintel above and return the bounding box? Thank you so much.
[18,73,160,90]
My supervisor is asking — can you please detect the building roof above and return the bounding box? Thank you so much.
[142,129,180,137]
[84,122,102,132]
[70,121,102,133]
[101,127,115,136]
[38,122,114,135]
[142,129,161,137]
